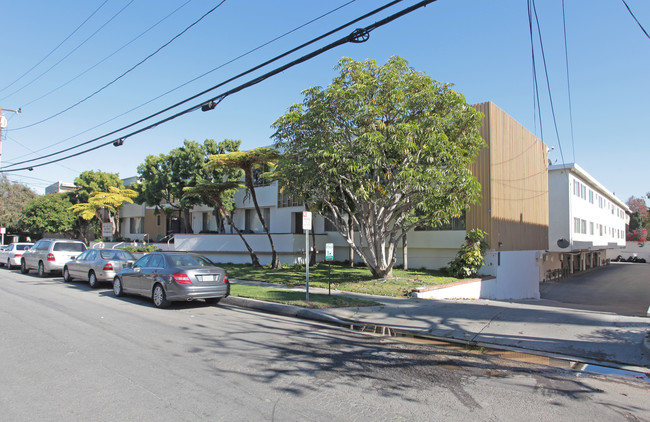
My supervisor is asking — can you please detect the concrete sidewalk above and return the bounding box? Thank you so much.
[225,279,650,370]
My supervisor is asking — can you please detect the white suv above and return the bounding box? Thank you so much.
[21,239,87,277]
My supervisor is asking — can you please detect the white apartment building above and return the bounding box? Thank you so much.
[545,163,628,278]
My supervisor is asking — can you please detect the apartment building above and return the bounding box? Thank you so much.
[544,163,628,279]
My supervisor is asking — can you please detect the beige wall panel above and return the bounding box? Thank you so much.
[469,102,549,251]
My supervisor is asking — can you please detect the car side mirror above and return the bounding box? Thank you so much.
[125,262,133,268]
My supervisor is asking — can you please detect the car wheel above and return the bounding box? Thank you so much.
[63,266,72,282]
[113,277,124,297]
[204,298,221,305]
[38,261,47,278]
[152,284,170,308]
[20,260,29,274]
[88,271,98,288]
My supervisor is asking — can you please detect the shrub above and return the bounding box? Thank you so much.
[448,229,489,279]
[118,244,163,253]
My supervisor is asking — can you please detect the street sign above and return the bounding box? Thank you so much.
[102,223,114,238]
[302,211,312,230]
[0,227,5,234]
[325,243,334,261]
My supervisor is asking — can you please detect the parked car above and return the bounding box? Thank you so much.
[0,245,8,251]
[21,238,87,277]
[0,242,34,269]
[113,252,229,308]
[63,249,136,288]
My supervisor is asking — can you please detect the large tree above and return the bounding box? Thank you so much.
[207,146,281,269]
[136,139,240,234]
[21,193,77,236]
[0,175,38,232]
[272,56,485,278]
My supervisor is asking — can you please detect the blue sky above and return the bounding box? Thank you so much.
[0,0,648,204]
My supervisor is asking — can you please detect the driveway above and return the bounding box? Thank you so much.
[540,262,650,317]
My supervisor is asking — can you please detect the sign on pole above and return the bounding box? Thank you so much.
[325,243,334,261]
[102,223,114,238]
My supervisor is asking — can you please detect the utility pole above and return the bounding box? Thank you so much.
[0,106,22,168]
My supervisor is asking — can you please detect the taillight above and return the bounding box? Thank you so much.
[103,263,114,271]
[172,274,192,284]
[223,272,229,284]
[15,254,22,258]
[47,253,55,261]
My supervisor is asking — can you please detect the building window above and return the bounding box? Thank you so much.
[581,219,587,234]
[574,218,580,233]
[278,191,304,208]
[202,212,210,231]
[416,213,466,231]
[245,209,253,232]
[589,222,594,235]
[573,180,580,196]
[589,190,594,204]
[130,217,143,234]
[157,214,161,226]
[581,185,586,200]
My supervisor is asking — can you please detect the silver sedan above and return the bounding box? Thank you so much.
[64,249,136,288]
[112,252,230,308]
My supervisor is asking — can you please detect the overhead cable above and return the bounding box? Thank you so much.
[0,0,439,173]
[0,0,136,102]
[4,0,403,168]
[621,0,650,39]
[11,0,228,131]
[0,0,110,95]
[19,0,194,109]
[8,0,358,162]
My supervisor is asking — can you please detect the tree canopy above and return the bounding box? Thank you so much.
[272,56,485,278]
[136,139,241,234]
[21,193,77,236]
[0,175,38,232]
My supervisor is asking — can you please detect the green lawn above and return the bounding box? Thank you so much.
[224,262,460,297]
[230,284,380,309]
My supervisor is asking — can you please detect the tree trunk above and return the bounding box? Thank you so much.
[348,216,355,267]
[245,169,279,268]
[183,208,193,234]
[221,205,261,267]
[402,230,408,271]
[309,227,316,266]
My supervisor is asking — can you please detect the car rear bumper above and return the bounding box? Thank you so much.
[165,283,230,301]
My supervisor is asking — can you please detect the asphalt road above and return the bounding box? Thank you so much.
[540,262,650,316]
[1,269,649,421]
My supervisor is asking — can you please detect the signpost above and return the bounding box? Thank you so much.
[0,227,5,246]
[102,223,114,239]
[325,243,334,294]
[302,211,312,301]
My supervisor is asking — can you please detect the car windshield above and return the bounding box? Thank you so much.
[167,254,215,267]
[53,242,86,252]
[16,245,32,251]
[100,250,133,260]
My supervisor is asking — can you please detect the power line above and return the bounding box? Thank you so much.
[0,0,110,95]
[0,0,439,173]
[0,0,136,102]
[3,0,403,169]
[531,0,566,166]
[19,0,194,109]
[562,0,576,162]
[527,0,543,140]
[11,0,228,131]
[621,0,650,39]
[7,0,358,163]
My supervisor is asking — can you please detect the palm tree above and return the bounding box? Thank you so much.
[184,181,261,267]
[207,146,281,268]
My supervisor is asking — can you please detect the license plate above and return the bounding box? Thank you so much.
[197,274,218,282]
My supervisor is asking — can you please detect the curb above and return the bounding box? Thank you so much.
[223,295,650,370]
[222,296,346,325]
